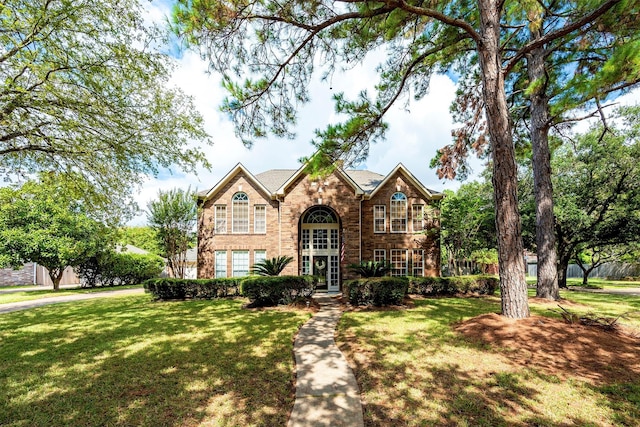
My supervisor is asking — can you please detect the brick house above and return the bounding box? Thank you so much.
[197,161,442,292]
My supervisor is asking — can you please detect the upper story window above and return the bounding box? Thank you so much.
[390,192,407,233]
[412,204,424,232]
[254,205,266,234]
[232,192,249,233]
[215,205,227,233]
[373,205,386,233]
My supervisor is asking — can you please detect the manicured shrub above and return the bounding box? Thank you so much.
[344,277,408,306]
[143,277,243,300]
[241,275,317,307]
[407,275,498,296]
[77,251,164,287]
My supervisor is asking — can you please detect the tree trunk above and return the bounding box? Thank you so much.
[478,0,529,319]
[49,268,64,291]
[527,31,559,301]
[557,252,571,288]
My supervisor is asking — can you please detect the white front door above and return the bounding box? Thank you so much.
[301,220,340,292]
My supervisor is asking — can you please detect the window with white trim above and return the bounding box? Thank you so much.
[390,192,407,232]
[232,192,249,233]
[254,205,266,234]
[412,204,424,232]
[215,251,227,278]
[390,249,407,276]
[373,205,386,233]
[254,250,267,265]
[215,205,227,234]
[411,249,424,277]
[373,249,386,263]
[232,251,249,277]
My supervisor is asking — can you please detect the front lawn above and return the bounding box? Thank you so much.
[0,295,310,427]
[337,293,640,426]
[0,285,143,305]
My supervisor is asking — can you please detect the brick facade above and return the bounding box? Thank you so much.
[198,163,442,289]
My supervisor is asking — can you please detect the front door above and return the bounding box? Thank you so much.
[300,207,340,292]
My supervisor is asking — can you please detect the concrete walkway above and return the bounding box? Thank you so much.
[0,288,145,314]
[288,294,364,427]
[568,286,640,297]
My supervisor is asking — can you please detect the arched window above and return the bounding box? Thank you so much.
[302,206,338,224]
[232,192,249,233]
[390,192,407,232]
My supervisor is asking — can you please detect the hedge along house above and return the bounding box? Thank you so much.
[197,160,443,292]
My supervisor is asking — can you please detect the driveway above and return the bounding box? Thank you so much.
[0,288,145,314]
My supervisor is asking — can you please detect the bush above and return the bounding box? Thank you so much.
[77,251,164,287]
[407,275,498,296]
[143,277,243,300]
[344,277,408,306]
[241,275,317,307]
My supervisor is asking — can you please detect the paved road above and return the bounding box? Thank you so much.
[0,288,145,314]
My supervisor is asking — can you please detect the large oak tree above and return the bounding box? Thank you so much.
[1,0,211,221]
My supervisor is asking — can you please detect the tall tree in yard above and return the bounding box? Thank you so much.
[172,0,634,317]
[0,0,211,223]
[147,188,197,279]
[434,0,640,300]
[0,175,112,290]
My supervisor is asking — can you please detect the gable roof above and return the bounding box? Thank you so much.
[369,163,443,200]
[198,163,273,201]
[199,162,441,201]
[275,162,365,196]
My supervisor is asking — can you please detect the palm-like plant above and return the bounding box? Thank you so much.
[251,255,294,276]
[348,260,392,278]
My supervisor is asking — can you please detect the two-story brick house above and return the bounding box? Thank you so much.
[197,161,442,292]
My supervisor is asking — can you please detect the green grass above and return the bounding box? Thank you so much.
[0,285,143,304]
[337,293,640,426]
[0,295,310,427]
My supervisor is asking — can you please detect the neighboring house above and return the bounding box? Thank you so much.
[197,160,443,292]
[0,263,79,287]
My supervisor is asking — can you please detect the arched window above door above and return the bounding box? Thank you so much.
[302,206,338,224]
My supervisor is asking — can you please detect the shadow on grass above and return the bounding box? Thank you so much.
[337,296,639,426]
[0,295,309,426]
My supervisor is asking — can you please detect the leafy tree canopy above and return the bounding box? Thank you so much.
[147,187,197,279]
[1,0,211,222]
[0,174,114,289]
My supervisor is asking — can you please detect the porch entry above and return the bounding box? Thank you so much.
[300,206,340,292]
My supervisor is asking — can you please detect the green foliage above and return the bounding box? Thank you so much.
[343,277,409,306]
[519,107,640,285]
[147,187,197,279]
[407,275,499,296]
[76,251,164,287]
[470,249,499,271]
[0,176,113,288]
[440,180,496,273]
[143,278,243,300]
[241,276,317,307]
[348,260,392,278]
[117,227,163,257]
[0,0,211,222]
[251,256,294,276]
